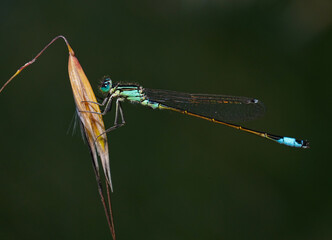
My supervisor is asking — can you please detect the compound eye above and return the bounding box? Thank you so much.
[100,78,112,93]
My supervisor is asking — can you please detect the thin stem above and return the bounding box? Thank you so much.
[106,179,116,240]
[0,35,73,93]
[96,176,114,237]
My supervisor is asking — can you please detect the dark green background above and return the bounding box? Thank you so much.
[1,1,330,239]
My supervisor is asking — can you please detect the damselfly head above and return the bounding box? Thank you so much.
[100,76,112,93]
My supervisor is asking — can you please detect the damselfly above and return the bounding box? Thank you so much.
[82,77,309,148]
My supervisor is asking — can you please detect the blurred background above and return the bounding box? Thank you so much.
[0,0,331,239]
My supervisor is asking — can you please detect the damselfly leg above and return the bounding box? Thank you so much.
[80,97,126,141]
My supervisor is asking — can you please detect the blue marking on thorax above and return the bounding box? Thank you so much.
[117,86,160,109]
[277,137,303,148]
[120,90,140,97]
[120,89,143,103]
[127,96,143,102]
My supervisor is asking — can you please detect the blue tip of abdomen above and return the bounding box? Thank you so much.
[276,137,309,148]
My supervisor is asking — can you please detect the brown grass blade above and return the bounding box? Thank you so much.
[67,48,113,191]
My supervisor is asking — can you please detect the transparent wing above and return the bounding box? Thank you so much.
[144,88,265,123]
